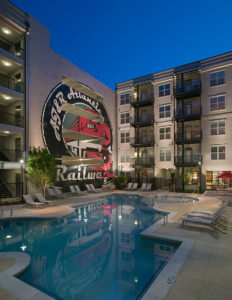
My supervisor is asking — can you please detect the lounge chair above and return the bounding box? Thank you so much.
[53,186,68,198]
[191,202,228,216]
[139,183,147,191]
[69,186,80,195]
[131,183,138,190]
[124,182,133,190]
[89,184,102,192]
[146,183,152,191]
[47,187,58,198]
[187,202,228,221]
[74,185,87,195]
[23,195,44,207]
[35,193,54,204]
[85,184,95,193]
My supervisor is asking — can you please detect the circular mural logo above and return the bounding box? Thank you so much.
[41,83,112,174]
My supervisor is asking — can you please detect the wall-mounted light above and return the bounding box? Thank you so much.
[3,95,11,100]
[2,28,11,35]
[3,131,10,134]
[2,60,12,67]
[20,159,24,164]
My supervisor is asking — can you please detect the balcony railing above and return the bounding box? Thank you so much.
[130,157,154,167]
[130,137,154,147]
[175,105,201,120]
[0,36,24,59]
[0,148,23,161]
[174,80,201,98]
[0,111,24,127]
[0,73,24,93]
[175,130,202,143]
[130,116,154,126]
[175,154,202,166]
[130,94,154,106]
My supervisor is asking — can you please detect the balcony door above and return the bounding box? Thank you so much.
[185,148,193,163]
[185,126,192,140]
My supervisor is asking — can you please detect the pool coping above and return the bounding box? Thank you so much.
[140,213,195,300]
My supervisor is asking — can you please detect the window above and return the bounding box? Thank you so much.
[159,84,170,97]
[160,149,171,161]
[121,132,130,143]
[211,146,225,160]
[211,120,225,135]
[120,113,130,124]
[159,105,171,118]
[120,93,130,105]
[121,232,130,243]
[210,71,225,86]
[160,127,171,140]
[210,95,225,111]
[121,151,130,163]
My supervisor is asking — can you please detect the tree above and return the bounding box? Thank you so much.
[183,168,196,185]
[27,147,57,197]
[114,175,127,189]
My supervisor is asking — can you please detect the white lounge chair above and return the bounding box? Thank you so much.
[90,184,102,192]
[131,183,138,190]
[139,183,147,191]
[146,183,152,191]
[124,182,133,190]
[187,202,228,220]
[53,186,68,198]
[74,185,87,195]
[47,187,58,198]
[85,184,95,193]
[23,195,44,207]
[35,193,54,204]
[69,186,80,195]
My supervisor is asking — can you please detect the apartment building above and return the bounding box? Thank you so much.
[0,1,28,199]
[116,52,232,191]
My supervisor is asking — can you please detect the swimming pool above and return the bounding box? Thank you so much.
[0,194,179,300]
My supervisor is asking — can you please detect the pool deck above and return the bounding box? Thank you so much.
[0,191,232,300]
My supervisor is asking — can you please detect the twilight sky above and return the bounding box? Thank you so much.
[12,0,232,90]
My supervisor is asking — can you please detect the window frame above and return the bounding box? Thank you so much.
[210,120,225,136]
[120,112,130,124]
[159,83,171,97]
[210,70,225,87]
[120,93,130,105]
[211,146,225,160]
[121,132,130,143]
[159,127,171,140]
[210,95,226,111]
[159,105,171,118]
[160,149,171,161]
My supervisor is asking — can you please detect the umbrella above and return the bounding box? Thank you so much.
[101,172,117,178]
[216,172,232,179]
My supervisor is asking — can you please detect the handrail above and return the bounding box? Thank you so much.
[0,36,24,59]
[0,73,24,93]
[0,110,24,127]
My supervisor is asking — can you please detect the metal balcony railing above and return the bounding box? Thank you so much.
[175,130,202,143]
[0,148,23,161]
[130,94,154,106]
[130,137,154,146]
[175,154,202,166]
[0,36,24,59]
[0,73,24,93]
[0,111,24,127]
[130,157,154,167]
[175,105,201,119]
[130,116,154,125]
[174,80,201,97]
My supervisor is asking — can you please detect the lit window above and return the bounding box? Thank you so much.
[211,146,225,160]
[159,84,170,97]
[210,95,225,111]
[210,71,225,86]
[159,105,171,118]
[211,120,225,135]
[120,113,130,124]
[120,93,130,105]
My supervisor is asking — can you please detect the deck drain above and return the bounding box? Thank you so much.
[167,275,176,284]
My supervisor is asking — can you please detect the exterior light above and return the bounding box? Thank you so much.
[84,218,88,222]
[20,159,24,164]
[2,60,12,67]
[6,235,12,239]
[20,245,27,251]
[2,28,11,34]
[3,95,11,100]
[134,278,138,283]
[134,220,138,225]
[118,215,122,220]
[3,131,10,134]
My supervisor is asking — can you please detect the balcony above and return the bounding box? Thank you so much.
[174,80,201,98]
[0,111,24,127]
[175,154,202,167]
[130,157,154,168]
[175,105,201,121]
[130,137,154,147]
[131,94,154,107]
[0,73,24,93]
[175,130,202,144]
[0,36,24,59]
[130,116,154,127]
[0,148,23,162]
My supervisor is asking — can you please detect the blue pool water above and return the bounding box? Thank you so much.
[0,194,179,300]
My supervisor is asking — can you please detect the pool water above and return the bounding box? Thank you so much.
[0,194,179,300]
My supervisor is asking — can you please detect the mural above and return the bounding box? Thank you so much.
[41,83,113,181]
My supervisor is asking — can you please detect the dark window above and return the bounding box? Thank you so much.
[159,84,170,97]
[120,93,130,105]
[210,95,225,111]
[120,113,130,124]
[210,71,225,86]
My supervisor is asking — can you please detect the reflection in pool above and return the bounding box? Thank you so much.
[0,194,179,300]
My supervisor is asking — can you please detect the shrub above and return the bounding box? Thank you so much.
[114,175,127,189]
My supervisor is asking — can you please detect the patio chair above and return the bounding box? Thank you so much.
[85,184,95,193]
[124,182,133,190]
[74,185,87,195]
[35,193,54,204]
[69,186,80,195]
[146,183,152,191]
[23,195,44,207]
[139,183,147,191]
[131,183,138,190]
[47,187,58,198]
[90,184,102,193]
[187,202,228,221]
[53,186,68,198]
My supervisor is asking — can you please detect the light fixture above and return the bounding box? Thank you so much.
[118,215,122,220]
[134,220,138,225]
[2,28,11,35]
[134,278,138,283]
[20,159,24,164]
[3,131,10,134]
[2,95,11,100]
[20,245,27,251]
[2,60,12,67]
[6,235,12,239]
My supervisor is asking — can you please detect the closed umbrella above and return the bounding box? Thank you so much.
[101,172,117,178]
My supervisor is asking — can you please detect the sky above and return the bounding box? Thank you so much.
[11,0,232,90]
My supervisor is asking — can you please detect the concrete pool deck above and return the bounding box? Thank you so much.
[0,191,232,300]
